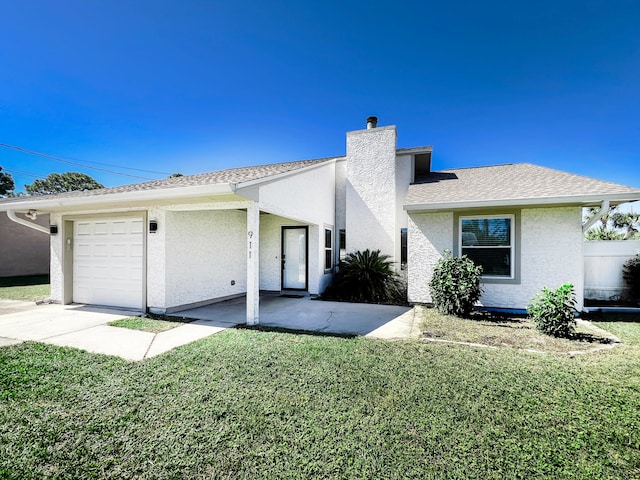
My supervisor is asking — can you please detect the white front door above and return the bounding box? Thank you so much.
[73,217,144,309]
[282,227,307,290]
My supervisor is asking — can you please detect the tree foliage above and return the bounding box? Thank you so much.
[25,172,104,195]
[584,206,640,240]
[612,212,640,239]
[0,166,15,197]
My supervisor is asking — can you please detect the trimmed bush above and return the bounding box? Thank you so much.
[623,254,640,302]
[429,250,482,317]
[322,249,406,305]
[528,283,577,338]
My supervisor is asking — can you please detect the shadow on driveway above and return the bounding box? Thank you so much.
[172,293,416,338]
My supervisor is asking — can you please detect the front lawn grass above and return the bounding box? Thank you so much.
[419,305,615,353]
[0,275,50,301]
[1,316,639,478]
[108,315,192,333]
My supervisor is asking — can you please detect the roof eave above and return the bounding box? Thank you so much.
[234,157,340,189]
[396,146,433,155]
[404,192,640,212]
[0,183,237,212]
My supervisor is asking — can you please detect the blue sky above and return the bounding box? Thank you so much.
[1,0,639,193]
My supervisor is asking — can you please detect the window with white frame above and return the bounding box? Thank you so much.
[460,215,514,278]
[324,228,333,271]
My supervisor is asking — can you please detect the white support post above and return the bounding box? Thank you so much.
[246,202,260,325]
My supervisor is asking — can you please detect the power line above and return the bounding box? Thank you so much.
[0,143,171,180]
[1,167,47,179]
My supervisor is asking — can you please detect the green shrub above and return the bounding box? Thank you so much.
[623,254,640,302]
[322,249,406,305]
[528,284,577,338]
[429,250,482,317]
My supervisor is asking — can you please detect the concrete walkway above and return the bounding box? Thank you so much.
[0,301,230,361]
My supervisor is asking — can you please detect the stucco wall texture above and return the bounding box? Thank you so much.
[0,213,50,277]
[164,209,247,309]
[346,126,397,259]
[257,162,336,226]
[408,207,584,310]
[49,212,64,303]
[407,211,453,304]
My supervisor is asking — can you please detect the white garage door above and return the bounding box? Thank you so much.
[73,217,144,309]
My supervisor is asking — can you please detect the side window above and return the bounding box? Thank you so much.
[339,229,346,261]
[460,215,514,278]
[324,228,333,271]
[400,228,407,270]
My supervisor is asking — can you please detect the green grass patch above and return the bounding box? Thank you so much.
[588,312,640,345]
[418,305,615,353]
[108,315,194,333]
[0,276,50,301]
[1,317,639,478]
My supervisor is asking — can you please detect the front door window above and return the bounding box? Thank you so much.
[282,227,307,289]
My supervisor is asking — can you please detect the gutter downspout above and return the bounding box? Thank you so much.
[582,200,610,234]
[6,211,50,234]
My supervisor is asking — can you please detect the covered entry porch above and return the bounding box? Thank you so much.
[152,200,334,325]
[172,292,415,337]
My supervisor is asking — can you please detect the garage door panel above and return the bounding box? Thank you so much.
[76,222,92,235]
[73,217,144,309]
[94,222,108,235]
[131,221,143,234]
[112,221,127,234]
[130,243,143,257]
[112,244,128,256]
[75,244,91,256]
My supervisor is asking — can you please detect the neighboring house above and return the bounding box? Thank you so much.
[0,211,50,277]
[0,118,639,322]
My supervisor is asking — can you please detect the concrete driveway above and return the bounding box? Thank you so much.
[0,300,230,361]
[173,293,419,339]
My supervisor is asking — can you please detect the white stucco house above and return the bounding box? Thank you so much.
[2,117,639,323]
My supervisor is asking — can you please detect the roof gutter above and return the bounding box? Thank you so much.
[404,193,640,212]
[6,210,49,234]
[582,199,610,233]
[0,183,237,212]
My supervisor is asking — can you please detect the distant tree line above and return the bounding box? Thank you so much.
[0,168,104,197]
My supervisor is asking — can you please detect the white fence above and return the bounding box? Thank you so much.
[584,240,640,300]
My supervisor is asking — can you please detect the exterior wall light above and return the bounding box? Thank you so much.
[50,225,58,235]
[149,220,158,233]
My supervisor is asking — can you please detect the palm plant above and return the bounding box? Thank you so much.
[322,249,406,304]
[612,212,640,239]
[584,226,624,241]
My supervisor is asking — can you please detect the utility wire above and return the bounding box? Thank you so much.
[0,143,171,180]
[2,167,47,179]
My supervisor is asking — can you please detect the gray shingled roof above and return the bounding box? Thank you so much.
[406,163,640,207]
[0,158,334,205]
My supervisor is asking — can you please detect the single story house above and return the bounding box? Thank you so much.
[1,117,639,323]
